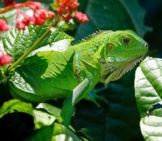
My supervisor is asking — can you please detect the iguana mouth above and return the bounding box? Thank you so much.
[100,56,144,84]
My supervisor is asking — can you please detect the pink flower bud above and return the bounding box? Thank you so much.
[75,12,89,23]
[0,19,9,33]
[0,52,12,66]
[16,21,26,30]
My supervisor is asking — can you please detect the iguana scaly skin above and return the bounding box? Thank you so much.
[9,30,148,126]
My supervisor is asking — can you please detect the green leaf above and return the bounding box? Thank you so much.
[36,103,61,117]
[140,109,162,141]
[8,31,73,102]
[0,99,58,128]
[2,25,49,62]
[0,99,59,139]
[75,0,151,40]
[25,123,81,141]
[50,0,59,11]
[2,24,73,65]
[135,57,162,115]
[33,109,56,129]
[0,9,17,27]
[0,99,80,141]
[0,99,33,118]
[25,124,53,141]
[135,57,162,140]
[39,30,74,52]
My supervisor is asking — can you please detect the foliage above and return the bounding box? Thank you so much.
[135,57,162,141]
[0,0,161,141]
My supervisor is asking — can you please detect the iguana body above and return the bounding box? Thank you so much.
[9,30,148,126]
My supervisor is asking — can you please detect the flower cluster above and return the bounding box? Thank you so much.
[0,1,55,31]
[16,2,55,30]
[0,51,12,66]
[56,0,89,23]
[0,0,89,31]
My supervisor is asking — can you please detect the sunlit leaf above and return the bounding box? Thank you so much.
[135,57,162,140]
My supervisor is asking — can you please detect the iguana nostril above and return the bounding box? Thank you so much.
[144,43,149,48]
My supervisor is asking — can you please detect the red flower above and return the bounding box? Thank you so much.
[15,7,55,30]
[46,11,55,19]
[56,0,88,23]
[22,15,35,25]
[62,13,72,22]
[75,12,89,23]
[0,19,9,33]
[16,21,26,30]
[34,10,47,25]
[69,1,80,10]
[56,0,80,21]
[0,52,12,66]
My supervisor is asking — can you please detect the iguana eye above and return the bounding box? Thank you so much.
[123,37,130,44]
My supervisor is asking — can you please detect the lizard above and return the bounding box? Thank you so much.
[8,30,148,126]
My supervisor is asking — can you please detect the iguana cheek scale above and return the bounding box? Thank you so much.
[9,30,148,126]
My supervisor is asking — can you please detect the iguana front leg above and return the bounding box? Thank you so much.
[85,84,109,107]
[60,78,90,126]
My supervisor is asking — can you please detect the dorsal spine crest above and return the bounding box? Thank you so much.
[73,30,113,45]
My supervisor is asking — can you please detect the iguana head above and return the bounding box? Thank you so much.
[99,30,148,84]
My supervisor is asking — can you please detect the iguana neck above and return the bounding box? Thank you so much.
[99,55,144,84]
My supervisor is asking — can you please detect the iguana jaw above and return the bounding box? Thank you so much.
[101,56,144,84]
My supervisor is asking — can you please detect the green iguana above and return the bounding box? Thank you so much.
[8,30,148,126]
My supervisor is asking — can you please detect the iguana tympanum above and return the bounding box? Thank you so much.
[9,30,148,126]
